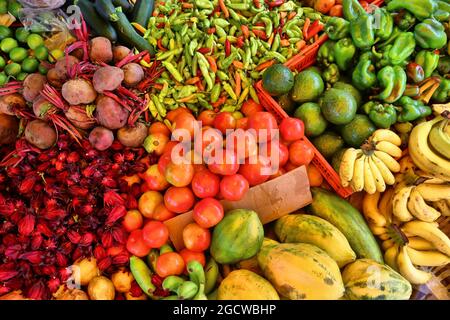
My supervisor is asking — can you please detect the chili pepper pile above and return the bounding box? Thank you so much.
[139,0,329,118]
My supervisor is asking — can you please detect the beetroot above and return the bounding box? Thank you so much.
[89,127,114,151]
[0,93,26,115]
[122,63,144,87]
[65,106,96,130]
[62,79,97,105]
[117,123,148,147]
[0,113,19,145]
[92,66,124,93]
[113,46,131,63]
[24,120,57,149]
[89,37,113,63]
[23,73,47,103]
[95,95,129,130]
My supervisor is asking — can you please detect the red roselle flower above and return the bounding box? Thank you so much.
[18,214,35,236]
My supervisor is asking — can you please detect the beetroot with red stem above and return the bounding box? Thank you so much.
[65,106,96,130]
[22,73,47,103]
[113,46,131,63]
[62,79,97,105]
[122,63,144,87]
[95,95,129,130]
[24,120,57,149]
[117,122,148,148]
[89,37,113,63]
[92,66,124,93]
[89,127,114,151]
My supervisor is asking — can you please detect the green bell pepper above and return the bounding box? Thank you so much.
[406,62,425,83]
[432,77,450,103]
[373,8,394,41]
[334,38,356,71]
[415,50,440,78]
[386,0,437,21]
[414,18,448,50]
[343,0,366,22]
[325,17,350,41]
[352,52,377,91]
[376,65,407,103]
[437,56,450,75]
[434,1,450,22]
[374,32,416,67]
[394,10,416,31]
[323,63,340,85]
[362,101,398,129]
[350,13,375,49]
[395,96,432,122]
[317,40,336,67]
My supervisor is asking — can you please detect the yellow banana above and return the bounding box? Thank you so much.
[373,150,401,173]
[384,244,399,271]
[379,233,391,241]
[362,192,387,227]
[368,156,386,192]
[431,200,450,216]
[402,221,450,256]
[414,183,450,202]
[372,154,396,185]
[369,224,388,236]
[408,237,436,251]
[339,148,361,187]
[371,129,402,146]
[375,141,402,158]
[382,239,395,251]
[364,157,377,194]
[378,187,394,222]
[351,155,366,192]
[399,156,416,174]
[397,246,432,285]
[405,246,450,267]
[392,185,415,222]
[407,189,441,222]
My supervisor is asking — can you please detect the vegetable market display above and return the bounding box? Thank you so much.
[0,0,449,301]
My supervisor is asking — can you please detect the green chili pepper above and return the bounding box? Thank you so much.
[432,77,450,103]
[227,2,250,11]
[162,60,184,82]
[215,25,227,38]
[217,70,229,81]
[223,82,237,101]
[415,50,440,78]
[271,34,281,52]
[395,96,432,122]
[261,16,273,37]
[266,51,287,63]
[376,65,407,103]
[325,17,350,41]
[343,0,366,21]
[362,101,398,129]
[387,0,437,21]
[249,86,260,104]
[213,18,230,29]
[196,52,214,91]
[414,18,447,50]
[317,40,336,67]
[210,83,221,103]
[333,38,356,71]
[373,7,394,41]
[195,0,214,10]
[350,13,375,49]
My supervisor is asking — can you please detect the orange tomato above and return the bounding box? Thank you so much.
[241,98,263,117]
[138,191,164,218]
[314,0,335,14]
[140,164,169,191]
[122,210,144,232]
[152,203,176,221]
[182,223,211,252]
[142,221,169,248]
[197,110,216,126]
[144,133,169,156]
[166,107,190,122]
[179,249,205,267]
[307,164,323,187]
[226,129,258,161]
[164,161,194,187]
[213,112,236,134]
[195,127,223,160]
[289,140,315,167]
[284,161,298,172]
[235,117,248,130]
[172,112,198,142]
[164,186,195,214]
[156,252,185,277]
[126,230,151,257]
[149,121,171,136]
[329,4,343,16]
[208,149,240,176]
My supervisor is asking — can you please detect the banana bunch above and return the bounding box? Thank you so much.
[363,189,450,285]
[409,104,450,182]
[340,129,403,194]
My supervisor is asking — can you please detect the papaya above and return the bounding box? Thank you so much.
[342,259,412,300]
[308,187,384,263]
[217,269,280,300]
[274,214,356,267]
[210,209,264,264]
[257,242,345,300]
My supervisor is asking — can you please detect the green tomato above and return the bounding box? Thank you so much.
[38,64,48,75]
[22,57,39,73]
[16,72,28,81]
[9,47,28,62]
[34,45,48,61]
[4,62,21,76]
[15,28,30,43]
[0,56,5,69]
[1,37,18,53]
[0,25,12,41]
[27,34,44,50]
[0,72,7,86]
[48,49,64,63]
[8,1,22,18]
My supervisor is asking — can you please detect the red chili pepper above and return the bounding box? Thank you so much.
[211,96,226,108]
[236,36,244,48]
[225,39,231,57]
[157,22,165,28]
[268,0,285,8]
[252,29,268,40]
[306,20,324,41]
[207,27,216,34]
[157,39,167,51]
[254,22,265,27]
[198,47,212,54]
[253,0,262,9]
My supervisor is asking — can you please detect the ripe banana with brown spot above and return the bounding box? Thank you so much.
[373,150,401,173]
[362,192,387,227]
[432,200,450,216]
[405,246,450,267]
[402,221,450,256]
[397,246,432,285]
[351,155,366,192]
[339,148,361,187]
[364,157,377,194]
[392,185,415,222]
[408,237,436,251]
[407,189,441,222]
[371,129,402,146]
[372,155,396,186]
[375,141,402,158]
[378,187,394,222]
[368,156,386,192]
[414,183,450,202]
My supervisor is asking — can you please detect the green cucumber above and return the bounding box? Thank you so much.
[75,0,118,42]
[112,0,134,14]
[307,187,384,264]
[95,0,119,22]
[131,0,154,28]
[113,7,154,55]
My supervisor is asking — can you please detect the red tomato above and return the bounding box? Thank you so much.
[307,164,324,187]
[280,118,305,142]
[193,164,207,173]
[172,112,198,141]
[247,112,279,142]
[164,187,195,214]
[158,152,173,175]
[152,203,176,221]
[241,98,263,117]
[166,107,190,122]
[197,110,216,126]
[235,117,248,130]
[219,174,249,201]
[164,161,194,187]
[156,252,185,277]
[122,210,143,232]
[182,223,211,252]
[226,130,258,161]
[140,164,169,191]
[213,112,236,134]
[284,161,298,172]
[289,140,315,166]
[142,221,169,248]
[208,149,239,176]
[265,140,289,168]
[193,198,224,228]
[149,121,171,136]
[238,155,272,186]
[162,140,179,155]
[191,170,220,198]
[179,249,206,267]
[126,230,151,257]
[195,127,223,160]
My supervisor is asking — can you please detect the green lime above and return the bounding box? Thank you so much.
[0,0,7,14]
[0,72,7,85]
[22,57,39,73]
[38,64,48,75]
[8,1,22,18]
[16,72,28,81]
[26,34,44,50]
[34,45,48,61]
[312,131,345,160]
[4,62,21,76]
[333,81,362,108]
[48,49,64,63]
[9,47,28,62]
[331,148,347,173]
[340,114,377,148]
[291,69,325,103]
[0,25,12,41]
[277,93,296,115]
[262,64,294,96]
[319,88,357,125]
[15,28,30,43]
[1,37,18,53]
[0,55,5,69]
[294,102,328,137]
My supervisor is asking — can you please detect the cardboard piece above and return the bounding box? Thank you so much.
[164,166,312,251]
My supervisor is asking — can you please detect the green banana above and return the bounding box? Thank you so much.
[146,249,159,273]
[187,261,207,300]
[428,119,450,160]
[177,281,199,300]
[204,258,219,295]
[162,275,186,293]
